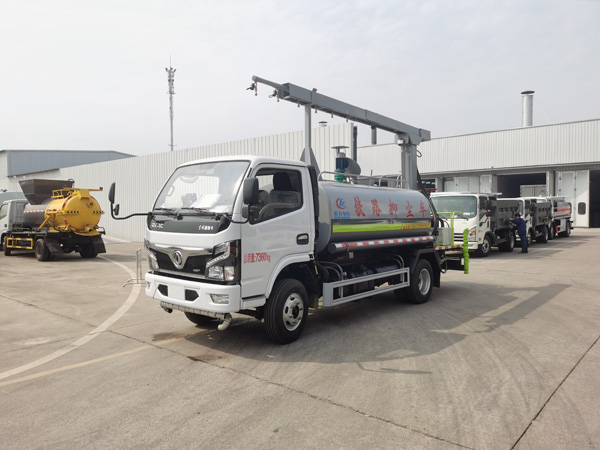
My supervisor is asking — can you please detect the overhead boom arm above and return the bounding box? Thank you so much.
[250,75,430,189]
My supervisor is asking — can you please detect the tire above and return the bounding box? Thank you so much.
[34,239,51,262]
[405,259,434,304]
[475,235,492,257]
[184,312,215,326]
[265,279,308,344]
[80,243,98,259]
[559,222,571,238]
[498,232,515,252]
[537,226,548,244]
[2,235,10,256]
[548,225,555,240]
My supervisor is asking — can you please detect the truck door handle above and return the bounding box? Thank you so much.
[297,233,309,245]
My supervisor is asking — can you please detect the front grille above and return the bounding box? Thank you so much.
[154,250,211,276]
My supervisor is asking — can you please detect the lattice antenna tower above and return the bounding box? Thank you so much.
[166,60,176,151]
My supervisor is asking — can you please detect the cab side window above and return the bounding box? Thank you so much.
[250,168,303,223]
[0,204,7,221]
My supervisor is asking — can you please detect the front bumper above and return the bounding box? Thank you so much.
[145,272,242,314]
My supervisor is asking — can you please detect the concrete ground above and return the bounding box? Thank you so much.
[1,230,599,450]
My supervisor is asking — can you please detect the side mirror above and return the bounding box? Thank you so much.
[108,182,116,204]
[106,181,148,221]
[243,178,259,205]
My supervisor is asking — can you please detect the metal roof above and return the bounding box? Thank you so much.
[0,149,133,177]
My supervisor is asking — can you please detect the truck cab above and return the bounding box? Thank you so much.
[0,199,27,251]
[144,156,316,337]
[430,192,517,257]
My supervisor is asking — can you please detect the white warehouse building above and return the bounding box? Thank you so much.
[2,118,599,242]
[358,119,600,229]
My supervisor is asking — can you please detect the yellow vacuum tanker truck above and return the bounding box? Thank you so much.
[0,179,106,261]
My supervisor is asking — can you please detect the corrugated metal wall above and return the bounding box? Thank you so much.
[0,152,7,185]
[358,119,600,175]
[21,123,353,242]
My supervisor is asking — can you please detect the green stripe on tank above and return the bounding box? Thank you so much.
[332,222,430,233]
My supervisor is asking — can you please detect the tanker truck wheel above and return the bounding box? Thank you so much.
[405,259,433,304]
[475,235,492,257]
[34,239,52,262]
[559,222,571,238]
[265,279,308,344]
[80,243,98,259]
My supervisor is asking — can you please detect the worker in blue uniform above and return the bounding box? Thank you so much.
[510,213,528,253]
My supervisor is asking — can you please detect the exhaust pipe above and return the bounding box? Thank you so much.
[218,314,233,331]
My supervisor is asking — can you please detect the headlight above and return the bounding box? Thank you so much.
[207,265,236,281]
[206,242,230,268]
[468,227,477,242]
[205,241,239,282]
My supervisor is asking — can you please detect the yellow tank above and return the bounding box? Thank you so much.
[24,188,104,235]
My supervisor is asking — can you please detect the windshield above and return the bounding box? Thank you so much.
[431,196,477,218]
[153,161,250,214]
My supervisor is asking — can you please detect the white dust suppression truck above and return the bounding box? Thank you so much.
[0,179,106,261]
[108,76,469,343]
[504,197,552,244]
[109,155,467,343]
[430,192,519,257]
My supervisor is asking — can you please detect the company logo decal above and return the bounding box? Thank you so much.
[172,250,184,269]
[335,198,346,209]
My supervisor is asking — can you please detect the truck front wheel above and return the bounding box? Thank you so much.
[2,235,10,256]
[405,259,433,304]
[265,279,308,344]
[34,239,52,261]
[475,235,492,257]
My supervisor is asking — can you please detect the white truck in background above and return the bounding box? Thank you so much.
[546,196,573,238]
[430,192,519,257]
[504,197,552,244]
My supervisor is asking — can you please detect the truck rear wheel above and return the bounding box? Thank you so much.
[405,259,433,304]
[475,235,492,257]
[34,239,51,261]
[80,243,98,259]
[536,226,549,243]
[498,232,515,252]
[265,279,307,344]
[559,222,571,238]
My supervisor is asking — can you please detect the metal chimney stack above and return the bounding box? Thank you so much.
[521,90,534,127]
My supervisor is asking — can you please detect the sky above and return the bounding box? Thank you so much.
[1,0,599,156]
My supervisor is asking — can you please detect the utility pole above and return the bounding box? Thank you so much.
[166,64,176,151]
